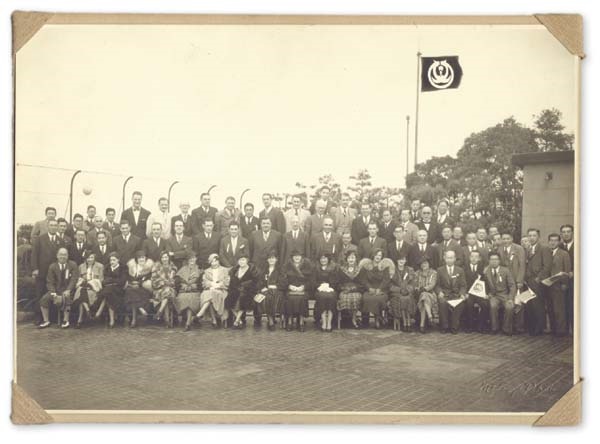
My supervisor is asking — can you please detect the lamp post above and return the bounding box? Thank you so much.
[206,185,217,195]
[406,115,410,179]
[68,170,82,222]
[168,181,179,212]
[239,188,250,210]
[121,176,134,218]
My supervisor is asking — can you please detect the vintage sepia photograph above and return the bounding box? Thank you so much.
[12,13,581,424]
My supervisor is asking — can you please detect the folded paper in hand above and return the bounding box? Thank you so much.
[447,298,464,308]
[515,289,536,305]
[468,279,487,299]
[541,272,568,287]
[253,293,266,304]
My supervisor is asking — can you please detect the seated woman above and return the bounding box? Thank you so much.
[359,248,393,329]
[196,253,230,328]
[280,250,313,332]
[73,251,104,328]
[93,252,127,328]
[389,255,416,332]
[337,250,364,329]
[174,252,202,331]
[226,254,258,329]
[124,251,154,328]
[414,258,438,333]
[314,253,338,332]
[256,251,284,331]
[151,251,178,328]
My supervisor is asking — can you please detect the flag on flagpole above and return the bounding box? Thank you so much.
[420,56,463,91]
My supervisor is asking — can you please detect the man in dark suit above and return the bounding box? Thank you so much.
[546,233,572,336]
[499,232,526,290]
[259,193,286,234]
[192,218,221,268]
[308,185,334,215]
[304,199,327,239]
[523,228,553,336]
[282,215,310,262]
[86,215,112,247]
[435,199,454,228]
[452,226,467,247]
[112,220,142,265]
[417,206,441,244]
[102,208,121,240]
[240,202,260,240]
[378,208,398,245]
[476,227,492,256]
[191,193,219,236]
[357,222,387,259]
[219,221,249,268]
[309,217,342,261]
[484,252,517,335]
[120,191,151,240]
[31,219,65,316]
[436,250,467,334]
[398,209,419,245]
[170,201,193,237]
[38,247,79,329]
[56,218,73,248]
[166,220,194,268]
[83,205,97,232]
[559,224,575,334]
[409,199,422,223]
[65,213,85,239]
[337,231,358,263]
[351,202,374,245]
[68,229,91,266]
[408,230,439,270]
[30,206,57,243]
[250,218,282,265]
[464,249,488,333]
[438,226,464,267]
[91,231,111,266]
[463,231,489,267]
[387,225,411,263]
[143,222,168,262]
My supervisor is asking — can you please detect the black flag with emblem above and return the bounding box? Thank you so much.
[421,56,463,92]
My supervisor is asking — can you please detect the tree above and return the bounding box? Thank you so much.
[533,108,574,152]
[348,169,373,202]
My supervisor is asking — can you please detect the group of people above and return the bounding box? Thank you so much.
[24,186,575,337]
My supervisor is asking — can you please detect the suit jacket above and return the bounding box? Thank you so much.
[525,243,553,287]
[559,241,575,271]
[438,239,464,267]
[31,233,66,277]
[350,216,374,245]
[142,237,168,262]
[399,221,419,245]
[240,215,260,240]
[331,206,357,235]
[409,210,421,223]
[192,232,221,268]
[216,208,242,236]
[337,243,358,263]
[121,207,151,239]
[435,213,454,228]
[484,266,516,299]
[378,220,398,244]
[145,211,172,239]
[357,236,388,260]
[464,262,485,290]
[387,239,411,264]
[30,219,50,243]
[102,221,121,240]
[219,235,249,268]
[408,242,439,270]
[46,260,79,294]
[112,234,142,265]
[284,208,311,233]
[435,265,467,299]
[190,206,218,236]
[463,244,490,268]
[68,241,91,266]
[550,248,572,279]
[250,230,282,265]
[170,213,193,237]
[282,230,310,263]
[309,199,334,215]
[499,243,526,287]
[259,207,286,234]
[417,220,441,244]
[91,244,111,267]
[166,235,194,267]
[304,214,327,239]
[86,227,113,247]
[309,232,342,262]
[56,233,72,248]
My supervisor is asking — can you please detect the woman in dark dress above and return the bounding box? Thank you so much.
[93,252,127,328]
[360,248,393,329]
[280,251,314,332]
[73,251,104,328]
[389,255,416,332]
[124,251,154,328]
[314,253,338,332]
[256,251,284,330]
[337,250,364,329]
[227,254,258,329]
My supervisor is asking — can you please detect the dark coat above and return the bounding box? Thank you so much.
[281,230,310,263]
[435,265,467,300]
[417,220,442,244]
[357,236,387,260]
[192,232,221,268]
[438,239,464,267]
[143,237,168,263]
[91,244,112,267]
[46,260,79,294]
[170,214,194,237]
[68,241,91,266]
[378,220,398,244]
[350,216,373,245]
[259,207,286,234]
[121,207,151,239]
[112,234,142,265]
[387,239,411,264]
[190,206,218,236]
[407,242,439,270]
[280,259,314,293]
[219,235,249,268]
[309,232,342,262]
[250,230,282,266]
[240,215,260,240]
[102,221,121,240]
[464,262,485,290]
[525,243,553,287]
[226,264,259,310]
[31,233,67,278]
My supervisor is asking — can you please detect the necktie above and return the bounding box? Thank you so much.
[264,233,268,242]
[295,209,299,216]
[78,243,82,251]
[293,231,297,240]
[420,244,425,253]
[50,235,55,243]
[370,238,374,245]
[472,265,476,273]
[449,267,453,276]
[325,233,330,242]
[343,209,347,217]
[246,217,250,225]
[177,235,182,243]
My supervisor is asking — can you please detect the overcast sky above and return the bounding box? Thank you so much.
[15,24,577,224]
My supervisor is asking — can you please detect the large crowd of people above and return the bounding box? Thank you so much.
[20,186,575,337]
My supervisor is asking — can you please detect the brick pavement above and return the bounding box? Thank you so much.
[16,321,573,412]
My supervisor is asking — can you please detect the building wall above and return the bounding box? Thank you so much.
[521,161,574,240]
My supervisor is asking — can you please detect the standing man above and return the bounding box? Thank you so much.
[399,209,419,245]
[219,221,249,268]
[240,202,260,240]
[331,193,356,235]
[143,222,168,262]
[83,205,97,231]
[92,231,111,266]
[408,230,439,270]
[499,232,526,291]
[523,228,553,336]
[68,229,90,266]
[464,250,488,333]
[476,227,492,253]
[282,215,310,262]
[121,191,151,240]
[309,185,334,215]
[452,226,466,246]
[351,202,373,245]
[378,209,398,245]
[216,197,241,237]
[31,206,57,243]
[304,199,327,239]
[259,193,286,234]
[436,250,467,334]
[249,218,282,265]
[435,199,454,227]
[65,213,85,239]
[417,206,441,244]
[485,252,516,335]
[103,208,121,240]
[170,201,193,237]
[146,197,171,240]
[192,218,221,269]
[559,224,575,334]
[464,231,489,267]
[357,221,387,260]
[438,226,464,267]
[409,199,422,223]
[166,220,194,268]
[56,218,73,247]
[546,233,572,336]
[309,216,342,261]
[387,225,411,263]
[337,231,358,262]
[86,215,112,247]
[284,195,311,233]
[191,193,218,236]
[112,220,142,265]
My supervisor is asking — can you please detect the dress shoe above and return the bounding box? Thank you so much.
[38,321,51,329]
[61,321,70,329]
[450,328,458,335]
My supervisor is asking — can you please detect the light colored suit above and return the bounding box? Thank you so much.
[499,243,526,287]
[331,206,357,235]
[284,208,311,233]
[399,220,419,245]
[146,210,172,239]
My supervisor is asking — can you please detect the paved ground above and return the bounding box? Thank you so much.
[16,320,573,412]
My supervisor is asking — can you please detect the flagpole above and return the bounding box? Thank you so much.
[405,115,410,180]
[414,51,422,170]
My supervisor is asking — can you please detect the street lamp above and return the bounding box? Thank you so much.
[168,181,179,212]
[121,176,134,218]
[206,185,217,195]
[406,115,410,179]
[239,188,250,210]
[68,170,82,222]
